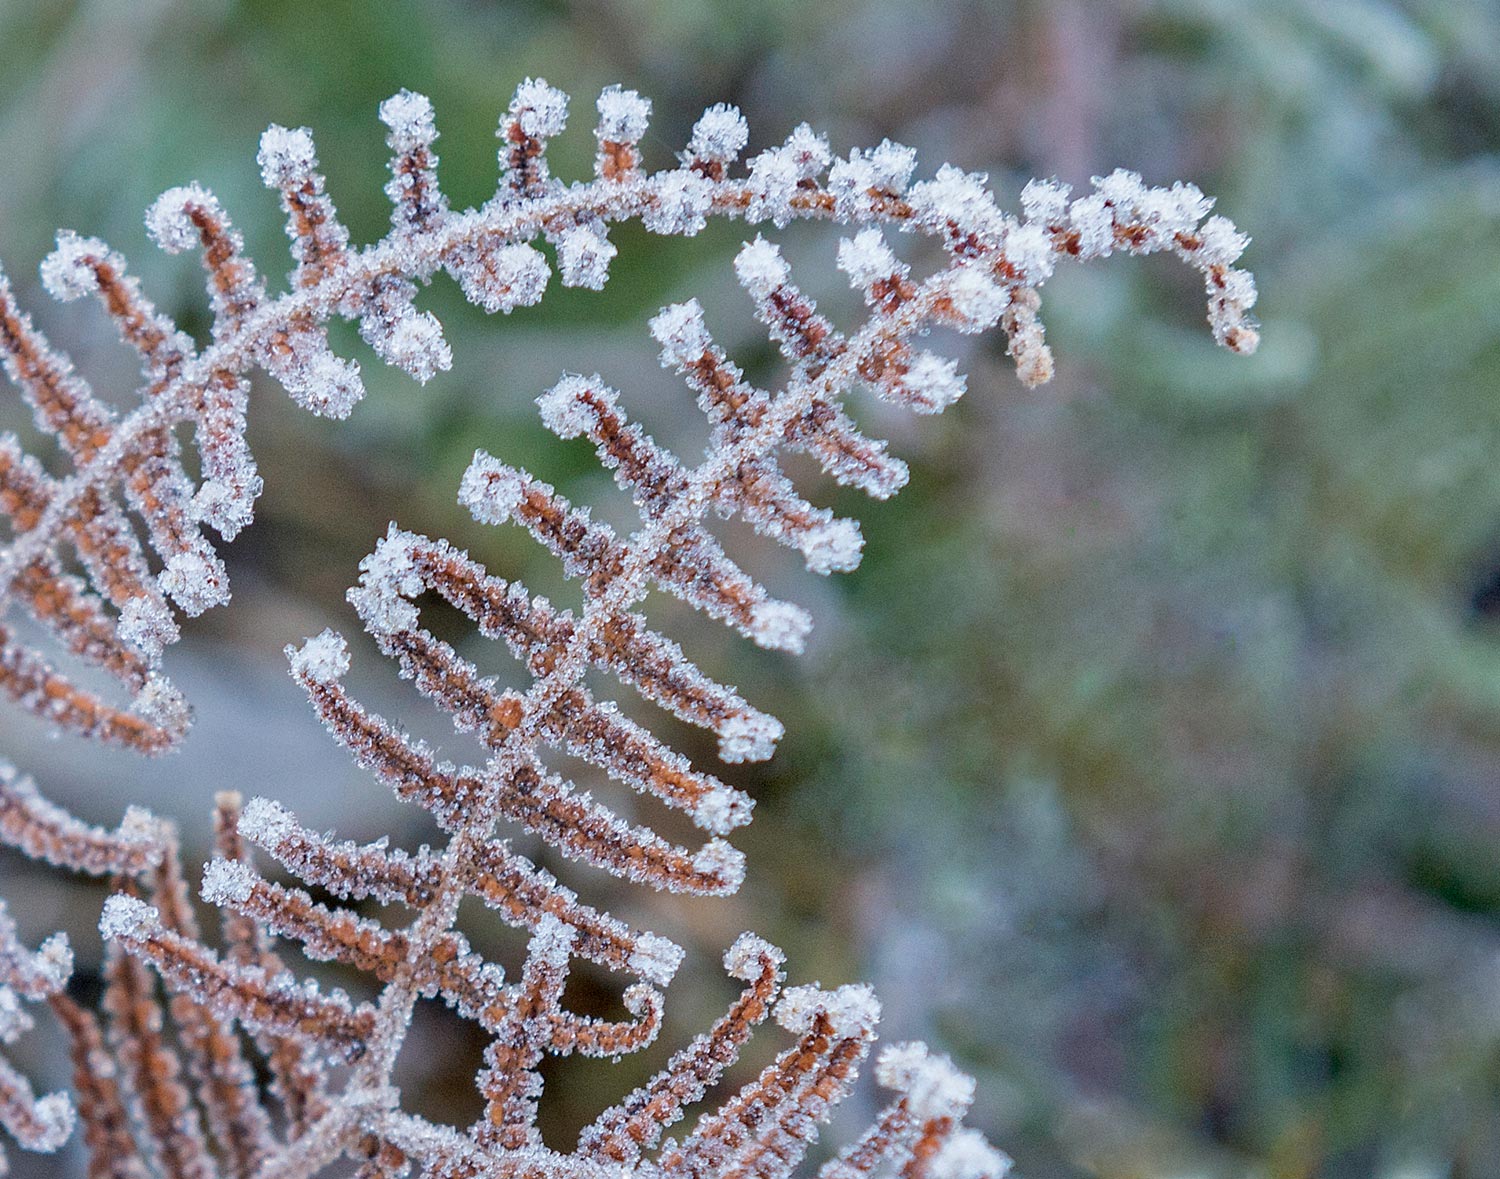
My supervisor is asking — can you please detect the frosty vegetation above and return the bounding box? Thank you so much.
[0,79,1255,1177]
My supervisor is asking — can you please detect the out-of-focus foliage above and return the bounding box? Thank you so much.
[2,1,1499,1177]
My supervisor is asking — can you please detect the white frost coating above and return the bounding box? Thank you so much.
[194,477,260,540]
[145,184,215,252]
[642,169,712,236]
[459,451,527,525]
[536,373,605,439]
[1002,222,1056,285]
[200,857,257,906]
[909,165,1006,240]
[238,792,297,852]
[287,629,350,685]
[748,599,812,654]
[694,784,753,836]
[158,549,230,615]
[837,229,904,290]
[627,931,685,988]
[256,125,318,187]
[510,78,569,139]
[648,300,712,368]
[1066,191,1115,259]
[31,934,72,993]
[277,349,365,420]
[829,139,918,221]
[691,838,745,893]
[131,674,189,731]
[119,805,165,845]
[733,236,790,298]
[899,352,967,414]
[454,242,549,313]
[19,1092,75,1153]
[723,931,785,980]
[556,224,617,291]
[802,518,863,575]
[38,232,107,302]
[687,103,749,163]
[98,893,156,941]
[875,1042,975,1121]
[118,595,179,659]
[776,983,880,1038]
[929,1130,1012,1179]
[348,526,423,635]
[781,123,831,179]
[744,147,801,228]
[0,986,27,1043]
[1139,180,1213,238]
[1094,167,1146,212]
[1019,177,1071,225]
[717,711,784,764]
[1196,214,1250,266]
[943,267,1010,333]
[867,139,918,192]
[595,85,651,142]
[386,309,451,384]
[378,89,437,150]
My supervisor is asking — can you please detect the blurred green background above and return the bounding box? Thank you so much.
[3,1,1500,1177]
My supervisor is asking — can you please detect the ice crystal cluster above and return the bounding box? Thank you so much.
[0,79,1256,1177]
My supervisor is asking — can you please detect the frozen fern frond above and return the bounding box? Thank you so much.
[0,79,1257,1177]
[0,80,1254,761]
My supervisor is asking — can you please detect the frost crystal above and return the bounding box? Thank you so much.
[686,103,749,163]
[1019,177,1071,224]
[346,528,424,636]
[451,242,550,313]
[378,89,437,151]
[1196,214,1251,266]
[200,857,257,906]
[897,352,968,414]
[642,170,712,236]
[829,139,918,221]
[145,184,214,252]
[930,1129,1013,1179]
[98,894,155,941]
[691,839,746,893]
[876,1042,975,1121]
[256,125,318,187]
[944,266,1010,333]
[627,932,685,988]
[556,224,617,290]
[118,595,179,659]
[803,518,863,575]
[717,711,785,764]
[286,629,350,685]
[837,229,905,289]
[648,299,712,367]
[595,85,651,142]
[510,79,569,139]
[535,373,599,439]
[239,796,299,847]
[159,550,230,616]
[733,236,790,298]
[38,232,105,302]
[724,932,785,980]
[748,599,813,654]
[459,451,527,524]
[132,674,190,731]
[777,982,880,1037]
[909,165,1006,240]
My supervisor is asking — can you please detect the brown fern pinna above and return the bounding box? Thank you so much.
[0,80,1257,1177]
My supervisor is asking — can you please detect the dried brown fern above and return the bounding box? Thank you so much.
[0,81,1257,1177]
